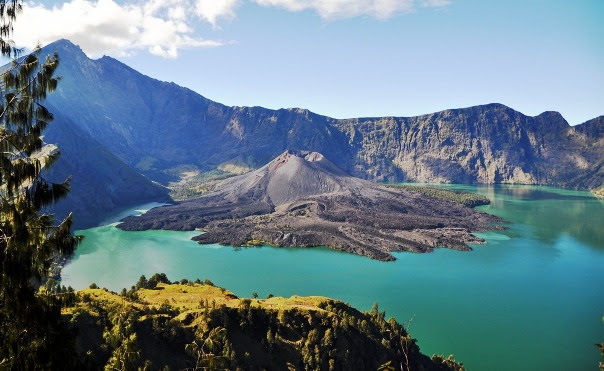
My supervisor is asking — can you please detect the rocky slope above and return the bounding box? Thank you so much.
[42,111,170,228]
[336,109,604,188]
[61,277,463,370]
[119,151,500,261]
[40,39,603,192]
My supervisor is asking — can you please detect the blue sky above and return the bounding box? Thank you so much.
[14,0,604,124]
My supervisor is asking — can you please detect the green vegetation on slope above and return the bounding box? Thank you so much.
[63,274,463,370]
[168,167,237,201]
[386,185,491,207]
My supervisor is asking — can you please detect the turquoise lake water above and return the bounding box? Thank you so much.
[61,185,604,370]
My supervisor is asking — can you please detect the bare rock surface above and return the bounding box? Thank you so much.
[118,151,502,260]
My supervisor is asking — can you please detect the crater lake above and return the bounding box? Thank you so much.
[61,184,604,370]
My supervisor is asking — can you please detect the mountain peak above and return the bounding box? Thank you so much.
[267,150,346,178]
[50,38,76,47]
[480,102,511,110]
[303,151,326,162]
[534,110,569,130]
[273,150,326,161]
[42,39,85,55]
[463,103,517,115]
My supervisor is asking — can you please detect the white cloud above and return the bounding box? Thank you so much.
[195,0,240,26]
[12,0,451,58]
[253,0,450,20]
[13,0,224,58]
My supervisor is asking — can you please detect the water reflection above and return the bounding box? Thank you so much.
[442,184,604,251]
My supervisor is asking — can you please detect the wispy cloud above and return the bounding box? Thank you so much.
[420,0,451,8]
[253,0,450,20]
[14,0,224,58]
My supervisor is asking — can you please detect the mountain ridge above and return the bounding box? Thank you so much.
[24,38,604,225]
[45,39,596,126]
[48,40,589,127]
[40,39,602,190]
[48,39,581,123]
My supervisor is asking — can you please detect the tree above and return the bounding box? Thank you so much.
[0,1,21,58]
[147,272,170,289]
[185,327,230,370]
[135,275,149,290]
[0,1,80,367]
[103,307,142,370]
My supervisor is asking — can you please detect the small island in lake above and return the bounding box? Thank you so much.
[118,151,502,261]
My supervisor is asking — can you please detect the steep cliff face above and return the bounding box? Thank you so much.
[41,40,603,191]
[335,106,604,188]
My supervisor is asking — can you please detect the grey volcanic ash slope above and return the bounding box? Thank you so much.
[119,151,500,261]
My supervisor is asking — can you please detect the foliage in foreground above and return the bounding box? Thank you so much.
[0,1,80,368]
[65,275,464,370]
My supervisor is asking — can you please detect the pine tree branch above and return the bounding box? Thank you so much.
[0,70,37,120]
[0,59,38,85]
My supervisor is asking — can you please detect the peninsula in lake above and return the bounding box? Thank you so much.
[119,151,500,261]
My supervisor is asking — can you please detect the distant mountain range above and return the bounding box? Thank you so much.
[31,39,603,227]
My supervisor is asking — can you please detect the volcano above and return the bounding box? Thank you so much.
[119,151,501,260]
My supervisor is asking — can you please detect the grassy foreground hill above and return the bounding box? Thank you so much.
[61,275,462,370]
